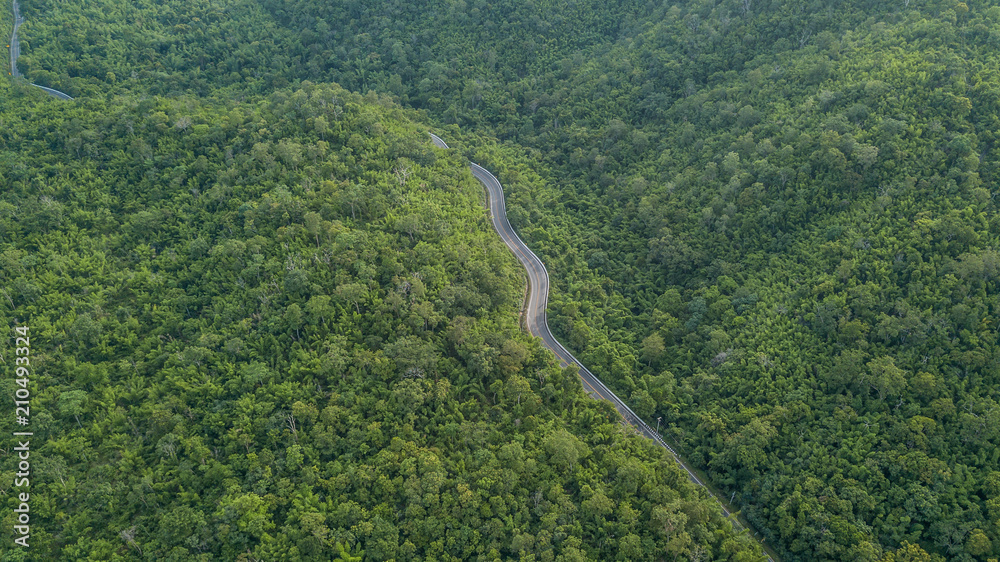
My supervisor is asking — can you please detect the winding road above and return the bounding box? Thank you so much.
[8,0,73,100]
[9,0,22,78]
[430,132,777,562]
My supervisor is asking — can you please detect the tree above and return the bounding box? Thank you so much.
[285,303,304,339]
[543,429,589,472]
[965,528,992,557]
[57,390,88,428]
[304,295,332,326]
[334,542,363,561]
[304,211,323,247]
[880,541,933,562]
[867,356,907,402]
[335,282,368,314]
[641,333,665,366]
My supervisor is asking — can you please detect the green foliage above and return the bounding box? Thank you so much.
[7,0,1000,559]
[0,84,761,559]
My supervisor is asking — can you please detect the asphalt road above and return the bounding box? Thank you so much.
[32,83,72,100]
[8,0,73,99]
[470,161,665,419]
[10,0,23,78]
[431,133,777,561]
[428,132,449,149]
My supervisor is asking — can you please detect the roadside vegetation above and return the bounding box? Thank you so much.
[0,82,762,559]
[3,0,1000,559]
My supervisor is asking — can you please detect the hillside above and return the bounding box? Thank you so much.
[0,82,764,559]
[4,0,1000,560]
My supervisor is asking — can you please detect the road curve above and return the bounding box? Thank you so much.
[32,83,72,99]
[428,132,449,149]
[431,133,777,562]
[8,0,74,99]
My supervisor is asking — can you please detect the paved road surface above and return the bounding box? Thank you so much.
[429,132,449,149]
[8,0,73,99]
[10,0,23,78]
[32,83,72,99]
[431,132,777,561]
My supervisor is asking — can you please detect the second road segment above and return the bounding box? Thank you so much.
[8,0,73,99]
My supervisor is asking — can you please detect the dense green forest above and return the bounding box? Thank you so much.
[0,84,764,559]
[4,0,1000,560]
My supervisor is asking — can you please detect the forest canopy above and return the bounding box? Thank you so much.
[0,82,763,559]
[3,0,1000,560]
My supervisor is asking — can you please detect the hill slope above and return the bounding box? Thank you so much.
[0,82,765,559]
[6,0,1000,560]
